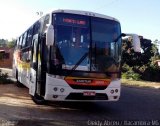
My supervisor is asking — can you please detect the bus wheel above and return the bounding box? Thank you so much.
[16,81,25,87]
[31,94,46,105]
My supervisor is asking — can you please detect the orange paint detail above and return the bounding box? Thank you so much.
[65,77,111,86]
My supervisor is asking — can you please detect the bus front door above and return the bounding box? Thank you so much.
[29,34,46,104]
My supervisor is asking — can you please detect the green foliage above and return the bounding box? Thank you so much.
[122,38,160,82]
[122,72,141,81]
[122,64,141,81]
[0,70,13,84]
[0,38,16,48]
[0,39,7,47]
[7,39,16,48]
[122,38,153,66]
[141,63,160,82]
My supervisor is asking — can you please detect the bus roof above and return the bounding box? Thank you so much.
[51,9,120,23]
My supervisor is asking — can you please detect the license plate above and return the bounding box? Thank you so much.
[83,91,96,96]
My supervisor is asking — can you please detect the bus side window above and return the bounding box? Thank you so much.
[26,27,33,47]
[15,39,19,50]
[22,32,27,48]
[19,36,23,49]
[17,37,21,49]
[42,15,50,33]
[33,21,40,35]
[30,22,41,69]
[31,38,38,70]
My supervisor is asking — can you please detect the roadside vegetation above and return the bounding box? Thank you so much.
[0,38,15,48]
[122,38,160,82]
[0,70,13,84]
[0,38,160,85]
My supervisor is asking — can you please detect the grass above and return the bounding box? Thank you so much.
[121,79,160,89]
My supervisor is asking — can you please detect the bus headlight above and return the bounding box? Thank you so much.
[110,90,114,94]
[53,87,58,91]
[60,88,65,93]
[115,89,118,93]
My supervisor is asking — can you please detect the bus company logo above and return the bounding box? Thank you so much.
[74,79,92,83]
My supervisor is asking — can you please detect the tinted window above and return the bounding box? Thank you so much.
[33,21,40,35]
[42,15,50,33]
[26,27,33,47]
[22,32,27,48]
[91,18,121,71]
[54,14,90,67]
[19,36,23,49]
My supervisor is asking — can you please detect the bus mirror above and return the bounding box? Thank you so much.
[124,33,141,53]
[46,24,54,46]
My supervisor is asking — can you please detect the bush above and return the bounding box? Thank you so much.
[122,63,130,72]
[122,70,141,81]
[0,70,13,84]
[122,64,141,81]
[141,65,160,82]
[122,61,160,82]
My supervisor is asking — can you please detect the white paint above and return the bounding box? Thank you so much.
[44,74,121,101]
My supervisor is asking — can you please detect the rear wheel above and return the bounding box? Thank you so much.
[17,81,24,87]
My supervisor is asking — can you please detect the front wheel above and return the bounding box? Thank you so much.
[16,80,25,87]
[31,94,46,105]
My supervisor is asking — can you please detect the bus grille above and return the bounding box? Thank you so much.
[69,85,107,90]
[66,93,108,100]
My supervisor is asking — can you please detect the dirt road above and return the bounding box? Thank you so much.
[0,84,62,126]
[0,83,160,126]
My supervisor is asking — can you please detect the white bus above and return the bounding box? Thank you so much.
[12,9,140,104]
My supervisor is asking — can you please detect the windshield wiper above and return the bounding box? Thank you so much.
[71,52,88,71]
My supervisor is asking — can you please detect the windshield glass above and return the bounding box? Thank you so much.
[53,13,90,70]
[52,13,121,72]
[91,17,121,72]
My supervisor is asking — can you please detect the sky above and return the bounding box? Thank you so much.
[0,0,159,41]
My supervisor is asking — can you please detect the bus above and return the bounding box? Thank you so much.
[12,9,141,104]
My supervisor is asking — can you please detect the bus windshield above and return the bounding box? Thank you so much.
[52,13,121,72]
[91,17,121,72]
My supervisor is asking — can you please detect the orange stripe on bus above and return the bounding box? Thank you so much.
[65,77,111,86]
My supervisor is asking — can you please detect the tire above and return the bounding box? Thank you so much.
[31,93,46,105]
[16,80,25,88]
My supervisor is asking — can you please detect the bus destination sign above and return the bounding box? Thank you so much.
[63,18,86,25]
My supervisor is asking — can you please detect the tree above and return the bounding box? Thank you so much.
[122,37,153,66]
[7,39,16,48]
[0,39,7,47]
[122,37,160,82]
[122,38,142,66]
